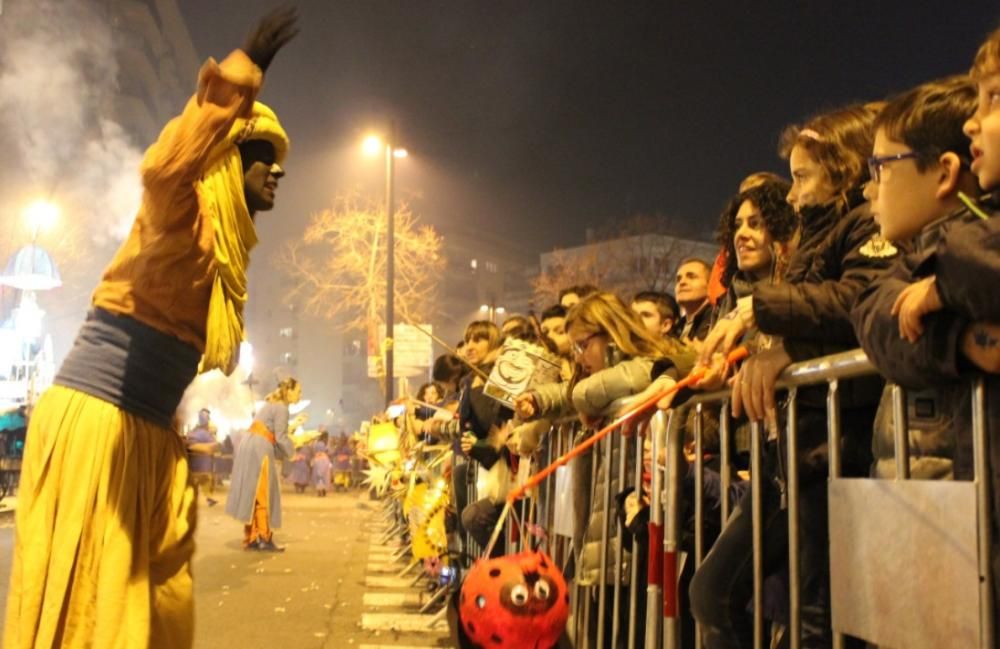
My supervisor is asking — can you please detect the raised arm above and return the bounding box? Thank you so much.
[141,8,298,227]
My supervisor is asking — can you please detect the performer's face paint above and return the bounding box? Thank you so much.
[241,140,285,215]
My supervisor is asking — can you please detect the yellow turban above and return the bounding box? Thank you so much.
[198,101,290,375]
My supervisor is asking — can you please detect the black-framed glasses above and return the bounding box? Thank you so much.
[571,332,602,357]
[867,151,920,183]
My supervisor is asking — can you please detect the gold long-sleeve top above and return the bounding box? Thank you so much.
[91,50,262,352]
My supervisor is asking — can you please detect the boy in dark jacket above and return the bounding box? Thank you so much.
[852,76,980,479]
[855,33,1000,611]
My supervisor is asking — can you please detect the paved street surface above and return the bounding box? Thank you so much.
[0,486,454,648]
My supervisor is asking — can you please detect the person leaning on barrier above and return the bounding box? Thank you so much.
[460,320,550,556]
[698,177,800,456]
[691,102,896,649]
[515,292,695,645]
[855,40,1000,608]
[559,283,598,309]
[852,75,981,480]
[632,290,681,340]
[675,258,714,346]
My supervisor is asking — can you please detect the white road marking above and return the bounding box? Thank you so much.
[362,591,425,607]
[361,613,449,633]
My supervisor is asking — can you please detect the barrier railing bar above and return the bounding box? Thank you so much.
[786,388,801,649]
[826,379,845,649]
[693,403,705,649]
[720,400,732,526]
[682,350,875,410]
[663,409,683,649]
[647,410,666,649]
[891,384,910,480]
[595,432,611,649]
[750,420,764,649]
[627,421,645,649]
[585,428,599,649]
[972,377,995,649]
[611,431,629,645]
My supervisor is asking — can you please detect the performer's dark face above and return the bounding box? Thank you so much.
[240,140,284,215]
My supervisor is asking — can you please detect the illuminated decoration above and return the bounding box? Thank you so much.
[0,245,62,291]
[405,479,449,559]
[457,550,569,649]
[12,292,44,340]
[290,428,323,449]
[367,421,401,466]
[237,340,255,375]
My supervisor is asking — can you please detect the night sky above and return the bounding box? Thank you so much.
[176,1,1000,253]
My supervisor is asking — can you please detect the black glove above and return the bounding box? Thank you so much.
[242,6,299,73]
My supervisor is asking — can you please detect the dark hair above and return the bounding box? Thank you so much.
[500,314,529,332]
[716,179,798,286]
[501,319,542,345]
[632,290,680,322]
[779,102,881,204]
[540,304,567,321]
[558,284,598,302]
[416,382,441,402]
[432,354,466,383]
[739,171,787,193]
[876,76,977,172]
[972,25,1000,79]
[463,320,501,350]
[675,257,711,277]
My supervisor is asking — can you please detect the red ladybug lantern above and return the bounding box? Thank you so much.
[458,550,569,649]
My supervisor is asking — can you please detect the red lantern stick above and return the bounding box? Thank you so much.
[507,346,749,503]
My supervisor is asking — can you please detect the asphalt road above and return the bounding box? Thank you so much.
[0,486,453,648]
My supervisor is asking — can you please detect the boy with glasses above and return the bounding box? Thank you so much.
[853,76,980,481]
[853,44,1000,611]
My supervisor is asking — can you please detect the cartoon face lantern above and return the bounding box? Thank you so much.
[458,550,569,649]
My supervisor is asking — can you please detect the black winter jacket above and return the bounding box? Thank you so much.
[754,199,899,364]
[852,195,1000,484]
[750,194,899,478]
[852,194,1000,608]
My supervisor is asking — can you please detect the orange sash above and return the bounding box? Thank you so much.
[249,420,276,444]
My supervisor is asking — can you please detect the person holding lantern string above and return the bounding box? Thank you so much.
[3,8,297,649]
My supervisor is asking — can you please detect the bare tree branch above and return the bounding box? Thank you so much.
[274,195,445,334]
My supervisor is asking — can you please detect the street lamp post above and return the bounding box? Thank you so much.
[363,128,407,407]
[384,123,396,407]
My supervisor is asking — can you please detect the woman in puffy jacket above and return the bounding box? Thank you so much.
[515,291,695,647]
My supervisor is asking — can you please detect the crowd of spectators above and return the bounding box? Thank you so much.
[400,27,1000,648]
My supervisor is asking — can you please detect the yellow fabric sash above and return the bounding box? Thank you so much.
[197,102,288,375]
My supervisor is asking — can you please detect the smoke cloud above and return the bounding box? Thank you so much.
[0,0,141,244]
[0,0,146,361]
[177,368,257,440]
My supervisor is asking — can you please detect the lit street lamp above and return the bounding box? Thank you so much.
[362,127,407,406]
[479,302,506,324]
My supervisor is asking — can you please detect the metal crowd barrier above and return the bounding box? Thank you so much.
[651,348,994,649]
[447,347,992,648]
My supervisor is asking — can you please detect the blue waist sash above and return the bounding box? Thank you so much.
[54,307,201,429]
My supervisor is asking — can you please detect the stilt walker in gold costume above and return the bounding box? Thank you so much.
[3,8,298,649]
